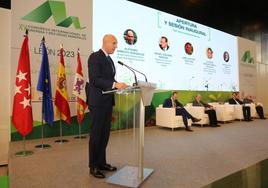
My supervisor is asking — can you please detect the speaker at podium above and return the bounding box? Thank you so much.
[102,80,156,188]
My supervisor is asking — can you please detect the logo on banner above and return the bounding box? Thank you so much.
[241,50,255,64]
[22,0,84,29]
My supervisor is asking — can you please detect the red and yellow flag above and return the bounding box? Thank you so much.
[54,47,71,124]
[72,50,87,125]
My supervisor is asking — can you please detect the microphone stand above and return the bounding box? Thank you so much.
[118,61,148,83]
[123,64,148,82]
[118,61,138,86]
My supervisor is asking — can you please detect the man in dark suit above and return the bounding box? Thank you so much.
[243,95,266,119]
[163,91,200,132]
[159,36,169,51]
[192,94,219,127]
[87,34,127,178]
[229,92,252,121]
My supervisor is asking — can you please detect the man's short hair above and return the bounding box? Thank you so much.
[127,29,134,35]
[161,36,168,42]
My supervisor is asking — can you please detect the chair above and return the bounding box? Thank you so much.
[185,103,209,127]
[254,102,265,118]
[230,103,257,120]
[246,103,257,118]
[156,105,192,131]
[229,104,244,120]
[213,103,235,123]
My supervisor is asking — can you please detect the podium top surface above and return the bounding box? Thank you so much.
[137,81,157,89]
[102,81,156,94]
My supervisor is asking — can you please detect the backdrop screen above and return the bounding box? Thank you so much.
[92,0,239,91]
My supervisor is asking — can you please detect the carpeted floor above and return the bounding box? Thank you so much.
[9,119,268,188]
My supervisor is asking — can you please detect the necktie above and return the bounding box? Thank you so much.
[107,56,115,73]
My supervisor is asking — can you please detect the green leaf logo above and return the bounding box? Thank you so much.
[241,50,254,64]
[22,1,84,29]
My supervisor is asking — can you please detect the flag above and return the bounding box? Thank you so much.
[72,50,87,124]
[12,34,33,137]
[54,46,71,124]
[37,38,54,125]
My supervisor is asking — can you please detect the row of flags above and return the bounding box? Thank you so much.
[12,34,87,137]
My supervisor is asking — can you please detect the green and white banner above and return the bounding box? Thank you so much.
[11,0,91,140]
[237,37,257,98]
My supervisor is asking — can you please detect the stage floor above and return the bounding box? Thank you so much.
[9,119,268,188]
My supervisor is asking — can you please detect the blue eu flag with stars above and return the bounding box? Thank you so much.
[37,38,54,125]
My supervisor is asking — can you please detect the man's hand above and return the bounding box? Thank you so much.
[115,82,128,90]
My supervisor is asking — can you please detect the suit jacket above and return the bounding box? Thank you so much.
[87,49,116,106]
[229,98,243,105]
[243,98,253,104]
[159,44,169,51]
[163,98,183,108]
[192,99,211,108]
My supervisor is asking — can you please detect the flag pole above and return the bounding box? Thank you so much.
[55,112,69,144]
[13,29,33,157]
[35,111,51,149]
[54,44,69,144]
[15,136,33,157]
[35,37,52,149]
[74,123,86,139]
[73,48,86,139]
[74,101,86,139]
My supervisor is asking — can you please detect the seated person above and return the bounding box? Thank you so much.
[229,92,252,121]
[163,91,201,132]
[192,94,219,127]
[243,95,266,119]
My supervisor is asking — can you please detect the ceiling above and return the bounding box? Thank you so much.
[0,0,10,9]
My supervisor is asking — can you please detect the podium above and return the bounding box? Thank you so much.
[103,81,156,187]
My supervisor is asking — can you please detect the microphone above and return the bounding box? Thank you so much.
[118,61,148,82]
[118,61,138,86]
[117,61,124,66]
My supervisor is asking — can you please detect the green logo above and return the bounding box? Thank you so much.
[241,50,254,64]
[22,1,84,29]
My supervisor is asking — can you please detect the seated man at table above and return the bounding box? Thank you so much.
[163,91,201,132]
[243,95,266,119]
[192,94,219,127]
[229,92,252,121]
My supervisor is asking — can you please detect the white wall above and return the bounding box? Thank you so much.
[256,43,268,115]
[256,62,268,115]
[237,37,257,98]
[237,37,268,115]
[0,8,11,165]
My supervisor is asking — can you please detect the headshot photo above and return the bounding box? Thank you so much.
[159,36,169,51]
[184,42,193,55]
[207,47,213,59]
[124,29,137,45]
[223,51,230,62]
